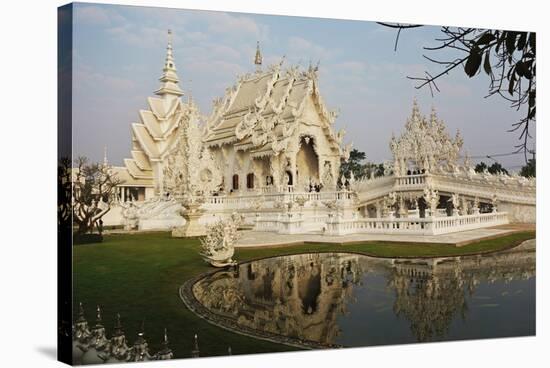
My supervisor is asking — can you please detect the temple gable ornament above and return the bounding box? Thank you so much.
[390,100,463,175]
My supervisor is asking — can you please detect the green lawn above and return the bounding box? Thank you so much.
[73,230,535,359]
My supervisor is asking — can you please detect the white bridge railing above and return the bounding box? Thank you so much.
[203,190,354,210]
[324,212,509,236]
[394,174,427,188]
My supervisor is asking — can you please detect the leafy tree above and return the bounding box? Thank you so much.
[488,162,509,175]
[73,157,122,235]
[379,23,536,160]
[364,162,386,178]
[520,158,536,177]
[58,157,73,232]
[474,161,488,173]
[340,149,368,179]
[474,161,508,175]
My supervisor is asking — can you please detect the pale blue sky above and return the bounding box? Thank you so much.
[71,2,534,170]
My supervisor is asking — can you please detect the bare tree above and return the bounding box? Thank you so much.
[378,23,536,161]
[58,156,73,232]
[73,157,122,235]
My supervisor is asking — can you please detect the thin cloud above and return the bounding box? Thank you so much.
[288,36,335,62]
[74,5,125,26]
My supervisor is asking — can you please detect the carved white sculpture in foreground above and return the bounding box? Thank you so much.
[200,213,243,267]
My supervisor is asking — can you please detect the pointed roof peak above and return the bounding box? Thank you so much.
[103,146,108,166]
[254,41,263,71]
[411,97,421,119]
[155,29,184,99]
[93,305,104,329]
[76,302,87,323]
[112,313,124,337]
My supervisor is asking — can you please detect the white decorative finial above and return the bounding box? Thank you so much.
[430,105,437,122]
[254,41,262,71]
[103,146,108,166]
[411,97,421,119]
[155,29,184,99]
[187,79,193,104]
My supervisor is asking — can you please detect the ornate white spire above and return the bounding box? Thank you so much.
[254,41,262,71]
[103,146,108,166]
[429,105,438,123]
[411,97,420,118]
[155,29,184,99]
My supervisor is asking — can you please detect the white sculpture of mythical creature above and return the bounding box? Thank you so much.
[199,213,243,268]
[387,192,398,206]
[121,202,139,230]
[423,187,440,216]
[181,190,205,212]
[385,192,398,217]
[319,162,333,190]
[294,194,308,210]
[491,194,499,212]
[251,196,264,212]
[449,193,460,209]
[383,161,394,176]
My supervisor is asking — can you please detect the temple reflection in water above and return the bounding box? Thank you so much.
[192,242,535,347]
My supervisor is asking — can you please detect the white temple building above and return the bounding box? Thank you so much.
[102,31,535,236]
[203,42,350,194]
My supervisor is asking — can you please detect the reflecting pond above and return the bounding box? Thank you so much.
[191,241,535,347]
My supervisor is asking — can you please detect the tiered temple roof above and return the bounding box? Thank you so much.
[122,30,188,187]
[204,57,347,159]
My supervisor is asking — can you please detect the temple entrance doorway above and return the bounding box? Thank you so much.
[296,137,319,190]
[285,170,293,185]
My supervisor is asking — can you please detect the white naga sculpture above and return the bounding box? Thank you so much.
[449,193,460,216]
[200,213,243,267]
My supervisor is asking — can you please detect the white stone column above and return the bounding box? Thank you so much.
[290,153,297,189]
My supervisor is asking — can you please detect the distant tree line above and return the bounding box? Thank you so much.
[474,159,535,177]
[341,149,536,179]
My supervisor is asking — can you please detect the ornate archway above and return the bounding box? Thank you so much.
[296,136,320,189]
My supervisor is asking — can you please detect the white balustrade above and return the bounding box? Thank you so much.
[324,212,508,236]
[188,185,510,237]
[202,190,354,211]
[394,174,427,187]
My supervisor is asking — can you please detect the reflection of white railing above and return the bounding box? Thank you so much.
[255,213,329,234]
[325,212,509,236]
